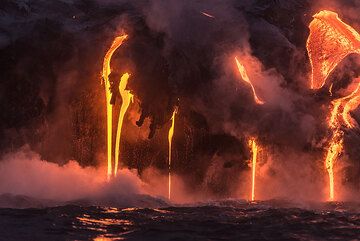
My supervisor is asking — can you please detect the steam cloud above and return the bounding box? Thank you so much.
[0,147,170,208]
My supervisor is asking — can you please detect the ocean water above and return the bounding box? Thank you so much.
[0,198,359,241]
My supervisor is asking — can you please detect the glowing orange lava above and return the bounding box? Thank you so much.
[235,57,265,105]
[325,82,360,201]
[114,73,134,177]
[307,10,360,89]
[102,34,128,179]
[168,108,177,200]
[307,10,360,201]
[249,138,258,201]
[341,83,360,128]
[324,129,342,201]
[326,98,342,201]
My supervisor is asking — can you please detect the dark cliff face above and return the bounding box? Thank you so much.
[0,0,359,196]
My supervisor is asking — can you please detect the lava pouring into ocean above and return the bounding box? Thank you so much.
[249,138,259,202]
[168,108,177,200]
[102,34,132,179]
[307,10,360,201]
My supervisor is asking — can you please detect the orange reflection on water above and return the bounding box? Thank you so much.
[77,216,133,226]
[102,207,120,214]
[93,236,119,241]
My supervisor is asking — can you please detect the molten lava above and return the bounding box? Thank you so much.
[102,34,128,179]
[235,57,265,105]
[341,82,360,128]
[114,73,134,177]
[249,138,259,201]
[324,130,343,201]
[168,108,177,200]
[326,99,342,201]
[307,10,360,200]
[324,82,360,201]
[307,10,360,89]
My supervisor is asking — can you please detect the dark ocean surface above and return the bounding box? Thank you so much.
[0,197,359,241]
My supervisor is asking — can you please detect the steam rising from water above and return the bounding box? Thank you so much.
[0,147,165,208]
[0,147,200,208]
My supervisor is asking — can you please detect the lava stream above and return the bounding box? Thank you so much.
[235,57,265,105]
[114,73,134,177]
[326,83,360,201]
[324,131,343,201]
[249,138,258,201]
[307,10,360,200]
[168,108,177,200]
[102,34,128,179]
[341,82,360,128]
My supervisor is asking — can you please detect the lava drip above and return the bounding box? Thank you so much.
[235,57,265,105]
[307,10,360,200]
[168,108,177,200]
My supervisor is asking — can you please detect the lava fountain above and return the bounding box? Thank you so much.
[168,108,177,200]
[307,10,360,200]
[235,57,265,105]
[102,34,130,179]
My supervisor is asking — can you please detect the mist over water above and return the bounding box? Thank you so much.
[0,146,357,210]
[0,147,171,209]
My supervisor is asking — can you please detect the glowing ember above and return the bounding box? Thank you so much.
[168,108,177,200]
[249,138,258,201]
[235,57,265,105]
[102,34,128,179]
[307,10,360,200]
[200,11,215,18]
[114,73,134,177]
[307,10,360,89]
